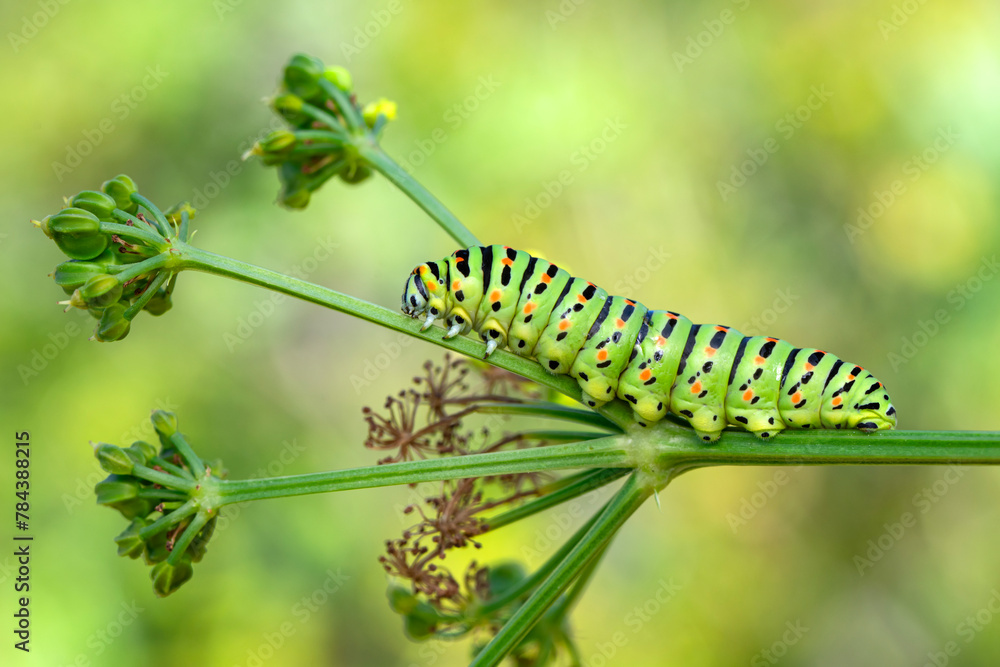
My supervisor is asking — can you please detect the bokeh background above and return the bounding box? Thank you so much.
[2,0,1000,665]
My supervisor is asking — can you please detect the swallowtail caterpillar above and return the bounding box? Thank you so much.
[401,245,896,442]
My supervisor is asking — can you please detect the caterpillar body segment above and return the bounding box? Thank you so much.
[402,245,897,441]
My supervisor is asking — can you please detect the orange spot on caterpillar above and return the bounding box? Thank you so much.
[743,389,754,401]
[804,363,815,371]
[541,274,552,284]
[755,356,765,365]
[766,337,778,342]
[791,392,803,404]
[558,319,571,331]
[523,302,538,314]
[501,258,513,266]
[577,294,587,303]
[615,318,625,328]
[690,381,702,394]
[490,290,502,302]
[832,396,843,406]
[704,347,717,357]
[452,280,461,291]
[596,349,608,361]
[455,255,465,262]
[425,280,436,294]
[847,374,856,381]
[639,369,652,381]
[656,336,668,346]
[667,313,678,319]
[715,326,727,332]
[625,299,635,306]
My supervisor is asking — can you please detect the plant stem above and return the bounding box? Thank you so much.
[175,243,633,428]
[471,473,651,667]
[485,468,630,531]
[216,436,631,505]
[357,143,480,248]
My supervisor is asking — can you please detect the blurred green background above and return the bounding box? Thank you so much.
[2,0,999,665]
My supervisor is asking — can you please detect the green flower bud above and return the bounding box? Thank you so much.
[96,303,131,342]
[403,611,437,641]
[323,66,353,92]
[76,274,123,309]
[111,498,155,520]
[261,129,298,154]
[486,562,526,600]
[271,93,305,124]
[387,586,418,614]
[339,164,372,184]
[95,475,140,505]
[131,440,158,462]
[144,290,173,316]
[151,559,194,597]
[151,410,179,443]
[71,190,118,220]
[143,531,170,565]
[115,519,149,559]
[284,53,325,98]
[188,516,217,563]
[96,443,135,474]
[53,260,107,290]
[101,174,139,214]
[32,215,54,238]
[362,98,397,128]
[50,207,109,260]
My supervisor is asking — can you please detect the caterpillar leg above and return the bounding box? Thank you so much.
[749,428,783,440]
[479,325,506,358]
[694,429,723,443]
[444,313,471,339]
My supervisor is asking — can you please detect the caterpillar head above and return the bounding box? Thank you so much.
[401,262,449,330]
[852,383,898,432]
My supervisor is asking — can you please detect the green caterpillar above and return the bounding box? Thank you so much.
[401,245,896,441]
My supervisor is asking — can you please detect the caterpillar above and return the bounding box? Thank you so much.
[401,245,896,442]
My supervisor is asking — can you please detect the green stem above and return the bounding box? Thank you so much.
[477,401,623,432]
[138,500,198,541]
[169,432,205,476]
[124,270,170,320]
[113,253,171,285]
[175,243,631,427]
[471,474,651,667]
[130,193,171,237]
[317,78,366,131]
[656,428,1000,469]
[131,464,197,492]
[216,436,631,505]
[485,467,630,531]
[166,511,211,566]
[358,143,480,248]
[100,220,166,248]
